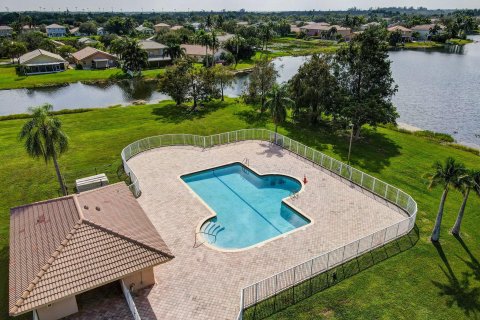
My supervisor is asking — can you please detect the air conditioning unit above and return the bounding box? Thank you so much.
[75,174,109,193]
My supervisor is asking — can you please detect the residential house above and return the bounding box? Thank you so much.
[387,25,413,41]
[216,33,234,43]
[46,24,67,37]
[290,25,301,33]
[78,37,98,46]
[0,25,13,37]
[299,23,352,40]
[8,183,173,320]
[18,49,68,75]
[22,25,38,32]
[139,39,171,66]
[69,27,82,36]
[72,46,117,69]
[180,44,228,62]
[154,23,171,33]
[135,25,154,35]
[236,21,249,27]
[411,24,443,40]
[170,25,184,31]
[190,22,202,30]
[97,27,106,35]
[360,22,381,30]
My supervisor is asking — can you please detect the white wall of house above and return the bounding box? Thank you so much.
[122,267,156,292]
[35,296,78,320]
[46,28,66,37]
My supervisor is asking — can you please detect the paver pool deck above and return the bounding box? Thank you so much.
[127,141,408,320]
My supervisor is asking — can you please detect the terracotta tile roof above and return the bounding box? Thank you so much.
[71,46,117,62]
[139,40,167,50]
[181,44,216,56]
[9,183,173,316]
[46,24,66,29]
[387,25,412,32]
[154,23,170,27]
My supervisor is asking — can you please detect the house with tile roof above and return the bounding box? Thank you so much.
[180,44,228,62]
[387,25,413,41]
[71,47,117,69]
[9,183,173,320]
[18,49,68,75]
[154,23,171,33]
[139,39,171,66]
[45,24,66,37]
[135,25,154,35]
[0,25,13,37]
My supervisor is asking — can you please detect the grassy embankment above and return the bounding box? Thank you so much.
[0,99,480,319]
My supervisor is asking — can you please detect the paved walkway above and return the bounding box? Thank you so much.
[127,141,407,320]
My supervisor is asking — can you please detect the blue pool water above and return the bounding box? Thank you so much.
[182,163,310,249]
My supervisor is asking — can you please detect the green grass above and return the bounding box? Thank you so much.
[447,38,474,46]
[403,41,445,49]
[1,99,480,319]
[0,65,165,90]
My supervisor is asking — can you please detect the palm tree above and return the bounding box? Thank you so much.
[232,34,245,68]
[19,104,69,195]
[264,84,294,143]
[260,22,275,52]
[121,38,148,76]
[163,43,186,62]
[452,170,480,236]
[209,30,220,66]
[427,157,466,242]
[195,30,212,67]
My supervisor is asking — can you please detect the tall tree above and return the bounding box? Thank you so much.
[158,59,192,106]
[212,65,235,101]
[163,43,186,61]
[259,22,275,51]
[246,58,278,112]
[452,170,480,236]
[19,104,69,195]
[289,55,339,124]
[6,41,27,64]
[120,39,148,76]
[427,157,465,242]
[334,26,398,138]
[265,84,294,141]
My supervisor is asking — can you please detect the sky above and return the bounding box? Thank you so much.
[2,0,479,12]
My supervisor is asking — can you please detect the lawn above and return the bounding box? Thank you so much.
[0,65,165,90]
[1,99,480,319]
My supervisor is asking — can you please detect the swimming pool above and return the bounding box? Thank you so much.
[182,163,310,250]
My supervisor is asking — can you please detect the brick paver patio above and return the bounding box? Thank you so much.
[127,141,407,320]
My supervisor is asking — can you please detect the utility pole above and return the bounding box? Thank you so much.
[347,122,354,164]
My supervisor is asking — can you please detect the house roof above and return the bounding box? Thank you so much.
[78,37,97,44]
[0,25,13,30]
[299,23,332,31]
[135,25,153,32]
[411,24,437,31]
[19,49,66,64]
[170,25,183,30]
[154,23,170,27]
[9,183,173,316]
[46,24,66,29]
[181,44,217,56]
[387,25,412,32]
[69,27,79,33]
[139,39,167,50]
[72,46,117,61]
[217,33,234,43]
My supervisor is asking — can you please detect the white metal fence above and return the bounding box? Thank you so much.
[120,129,417,319]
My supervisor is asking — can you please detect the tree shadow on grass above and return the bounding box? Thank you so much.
[280,122,402,173]
[432,242,480,318]
[455,235,480,281]
[235,109,270,127]
[244,226,419,320]
[152,100,230,124]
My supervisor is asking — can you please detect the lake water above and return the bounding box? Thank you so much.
[0,36,479,146]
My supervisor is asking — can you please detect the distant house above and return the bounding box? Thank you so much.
[411,24,443,40]
[135,25,154,35]
[19,49,68,75]
[8,183,173,320]
[0,25,13,37]
[300,23,352,40]
[154,23,171,33]
[139,39,171,66]
[22,25,37,32]
[78,37,98,46]
[97,27,106,36]
[72,46,117,69]
[236,21,249,27]
[360,22,381,30]
[46,24,67,37]
[69,27,83,36]
[387,25,413,41]
[191,22,202,30]
[290,25,301,33]
[170,25,183,31]
[180,44,228,62]
[217,33,234,43]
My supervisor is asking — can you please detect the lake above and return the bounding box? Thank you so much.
[0,36,479,147]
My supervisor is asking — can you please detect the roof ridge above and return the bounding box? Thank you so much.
[9,220,83,314]
[10,194,75,212]
[82,218,174,259]
[75,181,125,196]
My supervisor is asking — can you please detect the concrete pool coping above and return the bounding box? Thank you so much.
[178,161,314,253]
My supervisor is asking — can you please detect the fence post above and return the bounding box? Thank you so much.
[385,185,389,198]
[395,189,400,205]
[372,179,376,192]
